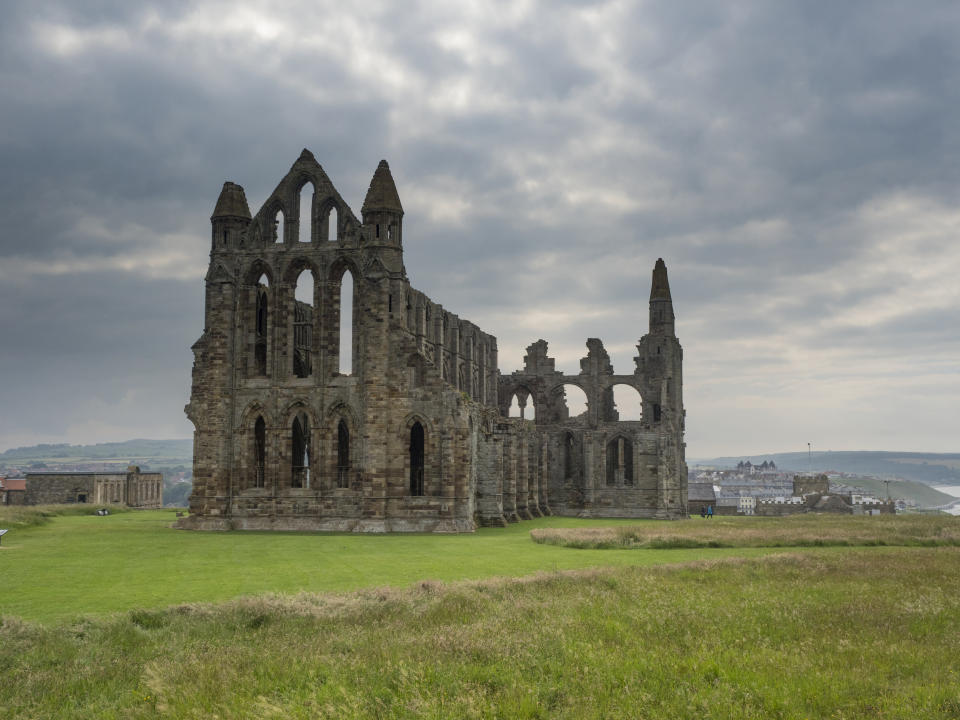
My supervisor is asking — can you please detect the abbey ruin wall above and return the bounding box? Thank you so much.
[178,150,686,532]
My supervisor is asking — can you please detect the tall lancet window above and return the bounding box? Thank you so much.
[337,419,350,488]
[255,275,269,376]
[299,182,314,242]
[291,412,310,488]
[339,269,354,375]
[409,422,425,496]
[254,416,266,488]
[293,270,315,378]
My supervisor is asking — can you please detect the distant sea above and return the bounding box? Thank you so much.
[933,485,960,516]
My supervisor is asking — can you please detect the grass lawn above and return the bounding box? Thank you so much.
[1,509,779,623]
[2,547,958,718]
[3,510,959,718]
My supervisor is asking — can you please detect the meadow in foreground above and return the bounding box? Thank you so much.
[1,508,773,623]
[2,547,958,719]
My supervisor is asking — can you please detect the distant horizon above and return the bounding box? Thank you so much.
[689,448,960,461]
[2,436,957,459]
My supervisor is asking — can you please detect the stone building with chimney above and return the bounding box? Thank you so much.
[178,150,687,532]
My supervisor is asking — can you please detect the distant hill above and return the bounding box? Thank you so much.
[828,476,956,508]
[0,439,193,464]
[691,451,960,486]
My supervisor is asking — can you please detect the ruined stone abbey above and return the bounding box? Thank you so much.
[179,150,687,532]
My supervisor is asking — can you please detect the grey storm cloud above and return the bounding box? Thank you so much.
[0,0,958,455]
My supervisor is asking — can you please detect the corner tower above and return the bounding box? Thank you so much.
[648,257,675,336]
[211,182,251,251]
[361,160,404,247]
[635,258,686,514]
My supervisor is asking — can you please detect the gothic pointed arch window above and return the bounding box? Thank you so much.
[409,421,425,496]
[291,412,310,488]
[338,269,354,375]
[327,205,339,242]
[557,383,588,422]
[293,269,316,378]
[337,419,350,488]
[273,208,285,243]
[255,274,269,376]
[299,181,314,242]
[254,416,266,488]
[508,390,535,420]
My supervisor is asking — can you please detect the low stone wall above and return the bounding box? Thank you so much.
[24,474,101,505]
[755,503,807,517]
[2,489,26,506]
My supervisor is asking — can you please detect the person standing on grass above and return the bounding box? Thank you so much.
[707,505,714,518]
[700,506,706,518]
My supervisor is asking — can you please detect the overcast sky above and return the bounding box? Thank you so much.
[1,1,958,457]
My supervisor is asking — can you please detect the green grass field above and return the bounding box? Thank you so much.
[0,509,775,623]
[2,510,959,718]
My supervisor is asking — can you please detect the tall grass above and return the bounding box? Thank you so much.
[530,513,960,549]
[1,548,959,718]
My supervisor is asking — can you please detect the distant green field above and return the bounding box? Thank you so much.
[1,510,777,623]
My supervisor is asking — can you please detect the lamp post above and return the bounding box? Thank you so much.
[807,442,812,475]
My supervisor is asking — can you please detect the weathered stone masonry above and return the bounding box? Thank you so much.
[24,467,162,507]
[178,150,686,532]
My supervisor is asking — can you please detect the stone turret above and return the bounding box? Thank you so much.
[362,160,404,246]
[634,258,685,513]
[648,257,675,336]
[211,181,251,252]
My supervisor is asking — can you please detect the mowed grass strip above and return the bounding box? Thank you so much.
[2,548,959,719]
[1,510,775,623]
[0,503,132,529]
[530,513,960,549]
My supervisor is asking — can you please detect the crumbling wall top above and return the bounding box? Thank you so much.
[580,338,613,376]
